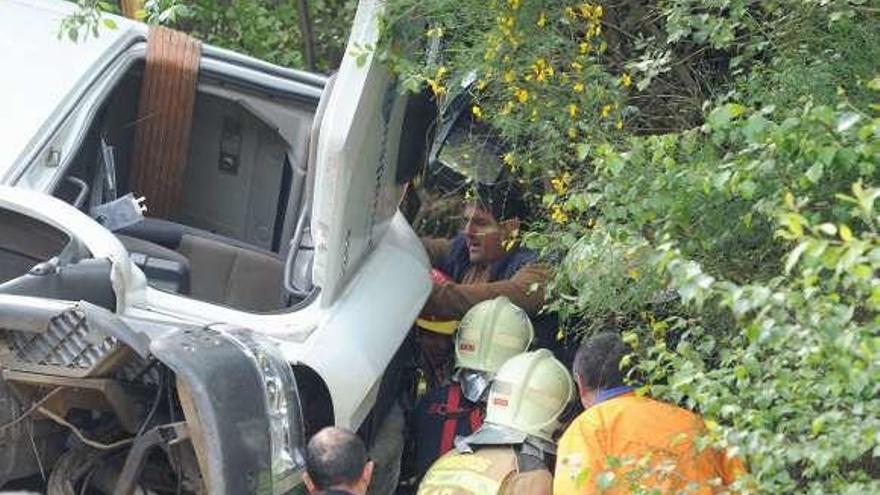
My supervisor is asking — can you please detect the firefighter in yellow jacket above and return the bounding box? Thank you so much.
[418,349,574,495]
[554,332,746,495]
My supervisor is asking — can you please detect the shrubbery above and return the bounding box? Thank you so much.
[60,0,880,490]
[379,0,880,491]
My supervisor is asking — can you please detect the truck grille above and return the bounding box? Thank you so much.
[3,308,119,377]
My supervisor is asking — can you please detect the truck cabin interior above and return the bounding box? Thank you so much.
[51,53,317,313]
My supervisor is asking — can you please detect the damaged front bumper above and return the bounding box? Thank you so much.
[0,295,307,494]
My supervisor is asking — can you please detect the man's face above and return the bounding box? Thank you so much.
[462,205,507,264]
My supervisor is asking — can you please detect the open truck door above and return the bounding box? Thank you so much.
[308,0,435,306]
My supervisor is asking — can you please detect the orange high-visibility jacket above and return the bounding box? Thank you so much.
[554,393,744,495]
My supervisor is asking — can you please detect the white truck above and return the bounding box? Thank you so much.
[0,0,436,493]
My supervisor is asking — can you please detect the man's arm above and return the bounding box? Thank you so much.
[420,263,548,320]
[421,237,451,268]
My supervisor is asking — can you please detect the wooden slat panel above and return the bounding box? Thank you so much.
[129,26,201,219]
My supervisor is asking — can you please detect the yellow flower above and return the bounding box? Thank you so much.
[426,66,449,97]
[507,0,520,10]
[551,172,572,195]
[503,69,516,83]
[532,58,554,82]
[573,82,585,93]
[568,127,577,139]
[570,61,583,72]
[426,78,445,96]
[620,73,632,88]
[471,105,483,119]
[501,101,515,114]
[477,79,488,90]
[550,204,569,224]
[601,104,612,118]
[514,87,529,103]
[616,119,623,130]
[568,103,578,117]
[579,42,590,54]
[503,152,515,167]
[537,12,547,27]
[425,26,444,38]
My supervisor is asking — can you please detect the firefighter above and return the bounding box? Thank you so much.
[418,348,573,495]
[554,332,746,494]
[411,296,534,481]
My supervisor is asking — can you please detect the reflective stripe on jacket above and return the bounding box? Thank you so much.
[413,383,485,479]
[418,446,552,495]
[554,393,745,495]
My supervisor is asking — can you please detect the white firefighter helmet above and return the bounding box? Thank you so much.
[485,349,574,442]
[454,296,534,373]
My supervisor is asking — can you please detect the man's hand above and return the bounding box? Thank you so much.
[430,268,453,286]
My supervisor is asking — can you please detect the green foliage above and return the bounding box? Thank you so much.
[183,0,305,68]
[60,0,190,41]
[59,0,355,72]
[381,0,880,491]
[184,0,355,71]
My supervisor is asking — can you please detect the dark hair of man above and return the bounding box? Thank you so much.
[573,332,631,390]
[305,427,368,490]
[475,179,529,222]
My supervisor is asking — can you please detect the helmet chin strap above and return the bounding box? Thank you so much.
[455,369,492,403]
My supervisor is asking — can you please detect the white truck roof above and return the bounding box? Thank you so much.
[0,0,142,177]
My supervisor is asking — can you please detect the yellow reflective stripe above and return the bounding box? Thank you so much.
[420,469,502,495]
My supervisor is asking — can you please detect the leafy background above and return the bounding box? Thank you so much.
[62,0,880,492]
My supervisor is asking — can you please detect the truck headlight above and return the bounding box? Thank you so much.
[229,330,306,494]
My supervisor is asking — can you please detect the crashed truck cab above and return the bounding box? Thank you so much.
[0,0,432,492]
[0,192,306,493]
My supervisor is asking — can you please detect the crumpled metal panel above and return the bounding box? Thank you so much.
[5,308,118,373]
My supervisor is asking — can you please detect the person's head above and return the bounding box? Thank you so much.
[454,297,534,401]
[484,349,574,442]
[572,332,630,409]
[462,181,528,264]
[303,427,373,495]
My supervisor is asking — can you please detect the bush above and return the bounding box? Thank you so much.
[380,0,880,491]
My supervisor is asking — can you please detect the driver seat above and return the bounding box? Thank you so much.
[118,218,284,312]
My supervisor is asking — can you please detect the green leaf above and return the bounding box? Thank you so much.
[576,143,591,161]
[812,417,825,435]
[785,241,808,273]
[742,114,769,142]
[805,162,823,184]
[836,112,861,133]
[816,223,837,236]
[739,180,757,199]
[574,467,592,489]
[596,472,616,490]
[707,103,746,129]
[103,18,117,30]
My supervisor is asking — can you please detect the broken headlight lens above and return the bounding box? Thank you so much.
[229,330,305,494]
